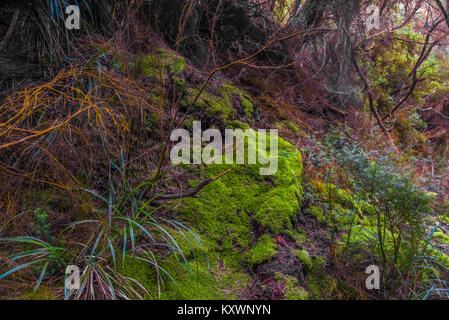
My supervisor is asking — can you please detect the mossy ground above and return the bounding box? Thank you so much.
[119,229,250,300]
[245,235,277,267]
[18,286,56,300]
[275,273,309,300]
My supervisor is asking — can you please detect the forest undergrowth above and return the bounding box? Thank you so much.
[0,0,449,300]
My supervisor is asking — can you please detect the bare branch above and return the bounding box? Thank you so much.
[155,169,232,200]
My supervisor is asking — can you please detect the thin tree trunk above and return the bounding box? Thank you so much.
[352,54,399,153]
[0,8,20,52]
[289,0,326,30]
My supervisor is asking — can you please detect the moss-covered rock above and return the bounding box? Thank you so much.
[433,228,449,244]
[275,273,309,300]
[180,130,303,269]
[184,83,254,124]
[109,48,310,299]
[294,249,313,269]
[303,255,339,299]
[245,235,277,267]
[252,184,301,234]
[139,47,186,78]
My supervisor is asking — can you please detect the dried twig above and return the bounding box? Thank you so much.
[155,169,232,200]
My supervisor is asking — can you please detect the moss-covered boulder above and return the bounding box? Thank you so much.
[138,47,186,78]
[184,83,254,124]
[110,45,307,299]
[180,129,303,270]
[275,273,309,300]
[245,235,278,267]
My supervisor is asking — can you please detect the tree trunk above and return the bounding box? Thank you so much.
[289,0,326,30]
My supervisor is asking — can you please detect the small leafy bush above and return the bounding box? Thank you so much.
[309,128,435,297]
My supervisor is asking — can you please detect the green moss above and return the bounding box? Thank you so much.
[118,256,155,299]
[116,225,217,300]
[307,273,331,299]
[139,47,186,78]
[250,138,303,234]
[275,273,309,300]
[158,262,227,300]
[119,252,249,300]
[180,130,303,268]
[169,57,187,75]
[442,215,449,224]
[307,205,326,223]
[272,139,303,186]
[312,256,325,269]
[184,83,254,123]
[275,120,305,137]
[181,163,267,268]
[185,87,233,122]
[245,235,277,267]
[294,249,313,269]
[253,184,301,234]
[283,229,307,245]
[221,84,254,118]
[303,256,337,299]
[433,229,449,244]
[227,120,251,130]
[19,286,56,300]
[116,222,246,300]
